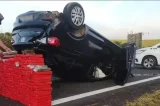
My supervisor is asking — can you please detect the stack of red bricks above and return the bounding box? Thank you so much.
[0,54,52,106]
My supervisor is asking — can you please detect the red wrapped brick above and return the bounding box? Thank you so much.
[0,54,52,106]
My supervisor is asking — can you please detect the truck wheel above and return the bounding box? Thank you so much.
[142,56,157,69]
[63,2,85,30]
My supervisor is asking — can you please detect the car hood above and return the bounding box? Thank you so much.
[136,47,159,54]
[137,45,159,51]
[137,47,150,51]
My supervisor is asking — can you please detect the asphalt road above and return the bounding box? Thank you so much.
[0,66,160,106]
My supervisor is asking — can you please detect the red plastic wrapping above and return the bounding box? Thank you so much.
[0,54,52,106]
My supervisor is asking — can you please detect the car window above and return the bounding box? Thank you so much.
[157,45,160,48]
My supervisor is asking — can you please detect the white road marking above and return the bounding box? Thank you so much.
[133,74,160,76]
[52,76,160,105]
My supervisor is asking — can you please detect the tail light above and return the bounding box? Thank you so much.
[47,37,60,47]
[11,38,14,44]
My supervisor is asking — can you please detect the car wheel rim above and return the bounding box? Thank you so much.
[71,6,84,26]
[144,58,154,68]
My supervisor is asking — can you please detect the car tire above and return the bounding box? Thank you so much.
[142,56,157,69]
[63,2,85,30]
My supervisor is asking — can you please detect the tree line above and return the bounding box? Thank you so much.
[0,32,13,51]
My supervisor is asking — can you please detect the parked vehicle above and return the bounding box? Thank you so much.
[11,2,135,85]
[135,43,160,69]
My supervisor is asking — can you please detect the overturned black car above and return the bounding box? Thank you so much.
[11,2,135,85]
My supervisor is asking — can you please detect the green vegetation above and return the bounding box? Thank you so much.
[126,90,160,106]
[0,32,13,51]
[112,39,160,48]
[112,41,124,47]
[112,40,127,44]
[142,40,160,47]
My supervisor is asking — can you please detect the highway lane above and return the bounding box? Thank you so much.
[56,78,160,106]
[52,76,153,100]
[52,66,160,100]
[0,67,159,106]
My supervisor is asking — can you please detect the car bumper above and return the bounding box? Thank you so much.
[12,42,57,54]
[12,42,34,51]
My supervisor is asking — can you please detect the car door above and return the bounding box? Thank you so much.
[113,44,135,85]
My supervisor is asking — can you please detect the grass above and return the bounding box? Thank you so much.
[112,39,160,48]
[142,40,160,47]
[126,90,160,106]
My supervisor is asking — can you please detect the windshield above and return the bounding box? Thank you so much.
[19,15,34,22]
[16,12,39,23]
[15,11,53,23]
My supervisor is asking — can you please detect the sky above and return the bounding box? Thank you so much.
[0,1,160,40]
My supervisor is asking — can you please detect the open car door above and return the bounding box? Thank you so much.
[0,13,4,25]
[113,43,135,85]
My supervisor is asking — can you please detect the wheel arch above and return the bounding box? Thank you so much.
[142,55,158,65]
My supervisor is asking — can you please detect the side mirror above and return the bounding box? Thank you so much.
[0,13,4,25]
